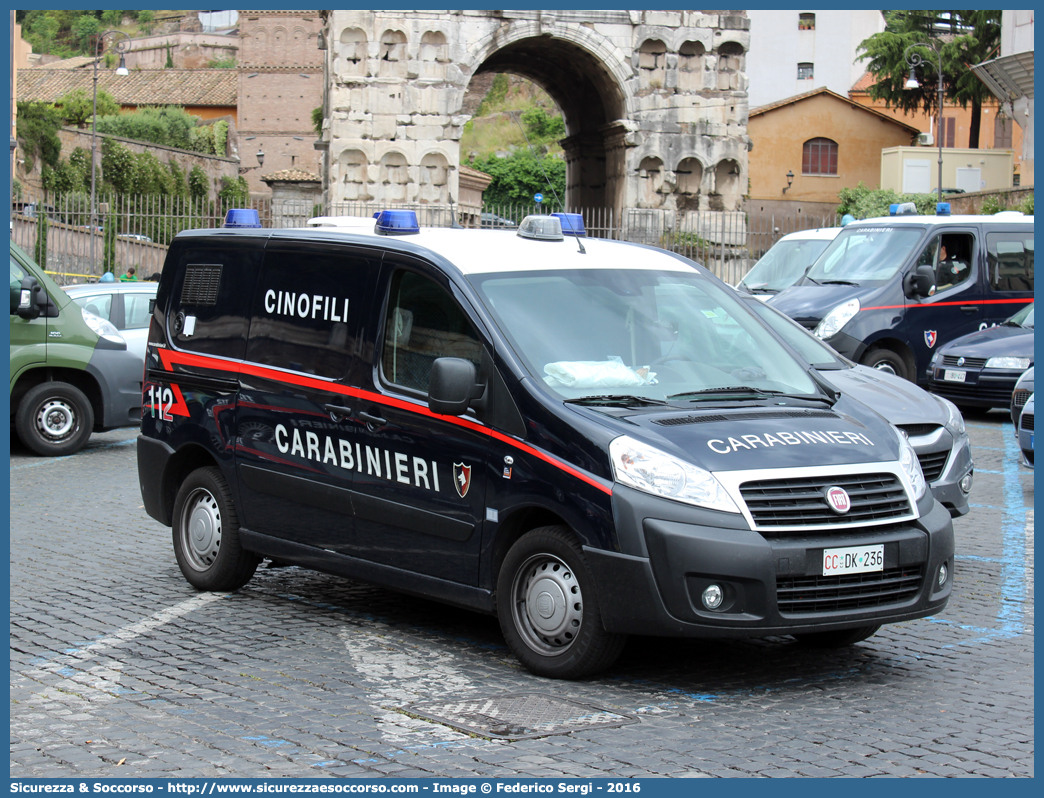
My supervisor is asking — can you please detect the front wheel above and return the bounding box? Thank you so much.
[15,381,94,456]
[861,348,909,381]
[497,526,626,679]
[793,624,880,648]
[172,467,260,591]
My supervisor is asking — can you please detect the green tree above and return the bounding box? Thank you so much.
[836,182,938,219]
[27,13,60,55]
[53,88,120,129]
[188,166,209,200]
[138,11,155,36]
[71,13,101,52]
[218,176,250,210]
[468,152,566,209]
[94,106,200,151]
[15,101,63,173]
[857,10,1001,148]
[165,44,174,68]
[101,10,123,29]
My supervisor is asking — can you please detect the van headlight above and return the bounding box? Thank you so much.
[894,426,927,500]
[81,307,126,345]
[936,396,966,436]
[609,435,739,513]
[814,298,860,339]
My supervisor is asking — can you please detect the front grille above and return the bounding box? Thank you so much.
[916,449,949,482]
[777,566,924,614]
[931,382,1016,404]
[1012,389,1031,410]
[1022,412,1034,432]
[740,473,911,529]
[942,355,987,369]
[898,423,942,438]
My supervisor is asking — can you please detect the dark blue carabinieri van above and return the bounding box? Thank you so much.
[768,211,1033,384]
[138,211,954,678]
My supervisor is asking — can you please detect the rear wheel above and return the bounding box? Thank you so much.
[15,381,94,456]
[497,526,626,679]
[861,348,909,381]
[172,467,260,591]
[793,624,880,648]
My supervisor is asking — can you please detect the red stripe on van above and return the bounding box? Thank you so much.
[861,298,1033,311]
[154,348,614,495]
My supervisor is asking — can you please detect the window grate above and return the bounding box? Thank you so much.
[180,264,223,306]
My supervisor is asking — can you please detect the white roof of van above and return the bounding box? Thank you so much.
[848,213,1033,227]
[775,227,843,241]
[298,221,695,276]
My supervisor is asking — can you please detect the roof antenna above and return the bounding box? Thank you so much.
[510,110,585,254]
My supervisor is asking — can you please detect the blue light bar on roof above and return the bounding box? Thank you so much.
[551,212,586,237]
[224,208,261,228]
[374,210,420,235]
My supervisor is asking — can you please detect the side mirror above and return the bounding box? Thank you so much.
[903,264,936,299]
[15,275,43,320]
[428,357,485,416]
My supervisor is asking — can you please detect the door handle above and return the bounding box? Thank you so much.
[358,411,387,427]
[323,403,353,421]
[959,306,979,314]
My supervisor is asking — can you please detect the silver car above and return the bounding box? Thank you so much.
[743,295,973,517]
[63,281,158,364]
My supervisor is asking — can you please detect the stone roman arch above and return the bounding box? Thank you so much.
[319,10,750,221]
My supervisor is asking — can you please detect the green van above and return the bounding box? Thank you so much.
[9,241,143,455]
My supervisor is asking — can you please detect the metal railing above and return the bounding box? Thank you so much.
[12,193,840,286]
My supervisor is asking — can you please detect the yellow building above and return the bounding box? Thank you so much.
[748,87,919,218]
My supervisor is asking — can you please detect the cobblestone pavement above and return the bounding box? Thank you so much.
[10,413,1033,778]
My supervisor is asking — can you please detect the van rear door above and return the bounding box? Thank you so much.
[983,227,1034,324]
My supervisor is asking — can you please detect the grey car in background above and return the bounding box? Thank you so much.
[63,281,158,364]
[742,294,974,517]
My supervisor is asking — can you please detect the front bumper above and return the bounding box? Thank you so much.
[928,366,1023,408]
[911,426,973,518]
[587,484,953,638]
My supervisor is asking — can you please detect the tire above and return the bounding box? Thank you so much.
[172,467,260,591]
[496,526,626,679]
[861,348,909,381]
[15,381,94,456]
[793,624,880,648]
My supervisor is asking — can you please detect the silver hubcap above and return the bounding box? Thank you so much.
[873,361,898,375]
[181,488,222,571]
[512,553,583,656]
[36,399,76,441]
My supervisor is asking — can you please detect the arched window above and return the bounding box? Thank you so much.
[798,13,816,31]
[802,138,837,176]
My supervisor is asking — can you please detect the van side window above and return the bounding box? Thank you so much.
[381,270,482,393]
[168,244,263,360]
[986,232,1034,292]
[247,247,378,378]
[933,233,975,292]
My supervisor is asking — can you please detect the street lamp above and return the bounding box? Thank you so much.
[90,30,131,272]
[904,40,945,204]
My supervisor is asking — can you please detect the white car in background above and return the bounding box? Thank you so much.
[737,226,844,300]
[63,281,158,364]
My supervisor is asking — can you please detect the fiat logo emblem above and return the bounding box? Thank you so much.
[825,486,851,514]
[957,356,966,367]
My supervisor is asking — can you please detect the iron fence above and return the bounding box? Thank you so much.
[11,192,839,287]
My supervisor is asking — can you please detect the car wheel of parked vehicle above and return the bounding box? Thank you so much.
[861,348,908,381]
[15,381,94,456]
[172,467,260,591]
[497,526,626,679]
[793,624,881,648]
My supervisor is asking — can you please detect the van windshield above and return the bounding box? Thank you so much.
[738,236,833,293]
[470,268,819,402]
[806,226,923,283]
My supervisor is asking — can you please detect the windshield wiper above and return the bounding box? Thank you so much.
[564,395,669,407]
[819,279,860,286]
[667,386,832,404]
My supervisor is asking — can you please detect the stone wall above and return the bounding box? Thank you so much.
[321,10,751,220]
[945,187,1034,214]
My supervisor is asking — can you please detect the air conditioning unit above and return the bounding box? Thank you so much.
[916,132,934,146]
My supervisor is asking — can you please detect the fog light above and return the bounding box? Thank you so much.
[938,564,948,587]
[959,471,973,493]
[702,584,724,610]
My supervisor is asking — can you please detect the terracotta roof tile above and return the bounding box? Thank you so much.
[850,71,876,93]
[260,169,320,182]
[17,68,237,107]
[28,56,97,70]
